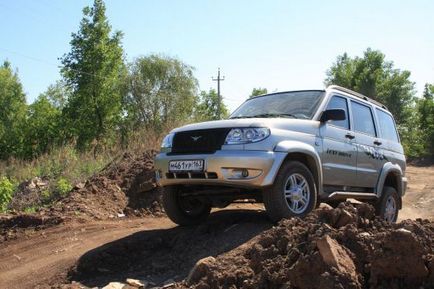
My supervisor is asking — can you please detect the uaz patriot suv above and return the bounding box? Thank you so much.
[155,85,407,225]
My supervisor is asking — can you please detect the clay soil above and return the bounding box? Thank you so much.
[0,162,433,289]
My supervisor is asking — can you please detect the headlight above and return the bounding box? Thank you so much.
[161,133,174,152]
[225,128,270,144]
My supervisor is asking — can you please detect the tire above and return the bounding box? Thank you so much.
[374,186,400,223]
[162,186,211,226]
[263,161,317,222]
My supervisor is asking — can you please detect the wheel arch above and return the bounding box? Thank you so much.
[274,141,323,195]
[376,162,404,208]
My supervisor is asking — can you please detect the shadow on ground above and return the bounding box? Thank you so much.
[68,209,272,287]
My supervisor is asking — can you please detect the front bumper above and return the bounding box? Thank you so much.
[154,150,287,188]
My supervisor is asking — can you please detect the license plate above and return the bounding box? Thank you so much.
[169,160,204,172]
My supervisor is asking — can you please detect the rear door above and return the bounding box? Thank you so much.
[375,108,405,168]
[350,100,387,188]
[320,95,358,187]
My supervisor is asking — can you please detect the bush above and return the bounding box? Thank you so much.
[0,177,15,212]
[56,177,72,196]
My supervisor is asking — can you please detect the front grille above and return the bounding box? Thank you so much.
[171,128,231,154]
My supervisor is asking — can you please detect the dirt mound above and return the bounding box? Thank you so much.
[0,150,163,240]
[181,203,434,289]
[8,177,51,211]
[40,150,163,220]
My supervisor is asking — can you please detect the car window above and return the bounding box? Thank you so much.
[376,109,399,142]
[325,95,349,129]
[351,101,376,137]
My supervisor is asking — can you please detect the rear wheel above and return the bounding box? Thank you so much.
[162,186,211,226]
[375,186,400,223]
[263,161,317,222]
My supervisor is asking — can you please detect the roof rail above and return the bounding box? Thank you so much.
[327,85,388,110]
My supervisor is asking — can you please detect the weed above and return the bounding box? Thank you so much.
[0,177,15,212]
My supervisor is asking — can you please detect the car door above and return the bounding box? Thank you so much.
[375,108,405,170]
[320,95,358,187]
[350,100,387,188]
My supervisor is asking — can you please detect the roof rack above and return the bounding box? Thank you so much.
[327,85,388,110]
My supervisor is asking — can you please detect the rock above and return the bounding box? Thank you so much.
[335,209,356,227]
[357,232,371,238]
[319,203,334,210]
[75,182,85,189]
[370,230,429,282]
[316,235,357,279]
[126,278,145,288]
[102,282,126,289]
[186,256,216,285]
[396,228,412,235]
[162,279,175,288]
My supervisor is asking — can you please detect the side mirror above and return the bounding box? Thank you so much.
[320,109,346,122]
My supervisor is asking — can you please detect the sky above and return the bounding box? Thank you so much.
[1,0,433,112]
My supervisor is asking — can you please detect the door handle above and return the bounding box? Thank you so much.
[374,140,382,146]
[345,133,355,139]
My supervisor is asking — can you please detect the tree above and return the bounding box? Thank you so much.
[125,54,198,130]
[40,80,71,110]
[250,87,268,98]
[195,89,229,121]
[24,95,62,158]
[417,84,434,155]
[0,61,27,160]
[61,0,126,151]
[325,48,415,125]
[325,48,418,154]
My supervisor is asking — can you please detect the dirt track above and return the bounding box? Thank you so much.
[0,165,432,289]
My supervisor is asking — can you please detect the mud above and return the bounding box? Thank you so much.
[177,203,434,289]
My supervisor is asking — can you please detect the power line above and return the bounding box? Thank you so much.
[212,68,225,119]
[0,47,111,80]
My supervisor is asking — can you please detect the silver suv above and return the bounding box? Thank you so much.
[155,85,407,225]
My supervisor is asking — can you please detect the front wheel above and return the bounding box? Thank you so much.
[374,186,400,223]
[162,186,211,226]
[263,161,317,222]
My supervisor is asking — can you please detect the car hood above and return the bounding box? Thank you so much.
[171,118,319,134]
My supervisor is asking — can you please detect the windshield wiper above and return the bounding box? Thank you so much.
[230,113,297,119]
[229,115,257,119]
[250,113,297,119]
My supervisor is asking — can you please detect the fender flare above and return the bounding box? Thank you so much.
[375,162,404,198]
[274,140,323,194]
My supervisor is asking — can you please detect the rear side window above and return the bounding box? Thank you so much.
[376,109,399,142]
[325,95,349,129]
[351,101,376,137]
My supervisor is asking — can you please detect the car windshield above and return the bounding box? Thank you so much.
[230,91,325,120]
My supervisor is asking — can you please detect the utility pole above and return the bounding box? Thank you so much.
[212,68,225,119]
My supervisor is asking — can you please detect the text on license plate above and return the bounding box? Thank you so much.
[169,160,204,172]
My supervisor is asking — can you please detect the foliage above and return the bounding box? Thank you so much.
[124,54,198,131]
[0,61,27,160]
[325,48,418,154]
[23,95,62,158]
[417,84,434,156]
[250,87,268,98]
[61,0,126,151]
[0,177,14,212]
[325,48,415,124]
[56,177,73,196]
[195,89,229,121]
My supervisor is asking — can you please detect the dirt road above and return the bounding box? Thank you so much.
[0,218,172,288]
[0,165,432,288]
[399,165,434,220]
